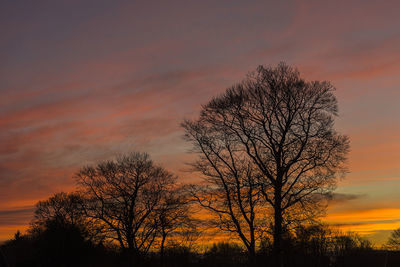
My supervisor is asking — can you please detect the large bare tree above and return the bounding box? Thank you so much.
[182,63,349,266]
[75,152,175,254]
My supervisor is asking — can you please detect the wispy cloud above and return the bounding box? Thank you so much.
[0,206,34,226]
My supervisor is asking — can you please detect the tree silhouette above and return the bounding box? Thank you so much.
[387,228,400,250]
[156,187,194,264]
[182,63,349,266]
[30,191,106,246]
[75,152,176,254]
[31,192,86,230]
[180,139,265,264]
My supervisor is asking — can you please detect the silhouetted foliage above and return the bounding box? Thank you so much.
[1,222,96,267]
[203,242,247,267]
[4,222,400,267]
[157,245,198,267]
[29,192,95,241]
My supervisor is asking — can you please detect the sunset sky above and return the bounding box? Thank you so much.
[1,0,399,245]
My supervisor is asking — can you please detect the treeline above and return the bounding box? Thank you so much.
[1,63,400,267]
[2,206,400,267]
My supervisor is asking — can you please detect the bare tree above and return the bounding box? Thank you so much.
[75,152,175,254]
[28,191,102,253]
[182,120,266,263]
[386,228,400,250]
[156,187,194,263]
[31,192,86,229]
[182,63,349,266]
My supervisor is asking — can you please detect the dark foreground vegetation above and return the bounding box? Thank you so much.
[1,63,399,267]
[2,226,400,267]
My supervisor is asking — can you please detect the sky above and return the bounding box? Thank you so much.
[0,0,399,245]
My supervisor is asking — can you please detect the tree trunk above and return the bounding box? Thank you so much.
[160,233,167,266]
[127,232,134,250]
[273,187,284,267]
[248,243,256,267]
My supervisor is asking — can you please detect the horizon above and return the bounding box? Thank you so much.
[1,0,399,246]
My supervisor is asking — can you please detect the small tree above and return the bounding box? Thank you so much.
[156,187,193,262]
[387,228,400,250]
[30,191,94,241]
[330,231,373,256]
[181,118,266,263]
[31,192,85,229]
[20,192,95,265]
[75,152,175,254]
